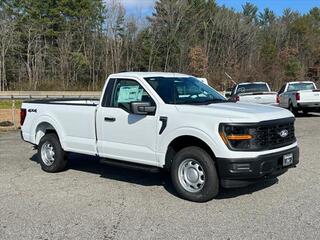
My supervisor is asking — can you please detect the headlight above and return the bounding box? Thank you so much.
[219,124,259,150]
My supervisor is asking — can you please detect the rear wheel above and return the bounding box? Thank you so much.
[288,102,297,116]
[38,133,67,172]
[302,109,309,116]
[171,146,219,202]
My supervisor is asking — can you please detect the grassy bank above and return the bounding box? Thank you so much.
[0,100,22,109]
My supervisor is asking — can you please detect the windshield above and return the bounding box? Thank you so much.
[236,83,269,94]
[145,77,226,105]
[288,83,315,91]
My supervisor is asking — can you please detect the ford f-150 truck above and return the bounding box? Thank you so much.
[228,82,278,105]
[20,72,299,202]
[278,81,320,115]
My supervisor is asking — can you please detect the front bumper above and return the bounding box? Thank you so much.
[216,146,299,188]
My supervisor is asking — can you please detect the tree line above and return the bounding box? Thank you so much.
[0,0,319,91]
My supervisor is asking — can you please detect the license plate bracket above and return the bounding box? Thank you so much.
[283,153,293,167]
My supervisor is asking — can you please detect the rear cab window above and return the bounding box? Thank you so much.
[287,83,316,92]
[236,83,269,94]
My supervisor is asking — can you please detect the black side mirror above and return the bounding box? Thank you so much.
[130,102,156,115]
[225,93,231,98]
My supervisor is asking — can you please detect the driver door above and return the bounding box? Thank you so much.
[96,78,159,166]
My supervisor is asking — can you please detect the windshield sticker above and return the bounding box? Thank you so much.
[117,86,143,103]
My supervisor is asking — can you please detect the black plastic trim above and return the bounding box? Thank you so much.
[216,146,299,188]
[24,98,99,107]
[159,116,168,134]
[100,158,160,173]
[220,117,295,127]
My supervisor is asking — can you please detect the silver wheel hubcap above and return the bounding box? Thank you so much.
[178,159,205,193]
[41,141,55,166]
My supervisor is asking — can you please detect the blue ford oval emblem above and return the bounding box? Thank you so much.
[279,129,289,138]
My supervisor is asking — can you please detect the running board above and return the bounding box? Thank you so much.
[100,158,160,173]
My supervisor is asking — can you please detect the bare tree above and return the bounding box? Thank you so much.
[0,9,15,91]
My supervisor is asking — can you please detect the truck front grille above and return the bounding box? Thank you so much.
[253,119,296,150]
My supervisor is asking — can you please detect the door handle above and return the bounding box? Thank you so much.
[104,117,116,122]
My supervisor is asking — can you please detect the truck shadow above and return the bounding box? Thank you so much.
[295,112,320,118]
[30,153,279,200]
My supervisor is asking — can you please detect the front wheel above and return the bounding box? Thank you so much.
[171,146,219,202]
[38,133,67,172]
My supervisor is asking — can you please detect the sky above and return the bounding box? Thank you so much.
[120,0,155,17]
[216,0,320,16]
[121,0,319,17]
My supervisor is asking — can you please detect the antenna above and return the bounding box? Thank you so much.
[225,72,237,85]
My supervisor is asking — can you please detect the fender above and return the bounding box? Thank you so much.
[157,127,219,167]
[31,115,66,149]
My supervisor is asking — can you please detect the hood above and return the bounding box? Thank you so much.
[175,102,293,123]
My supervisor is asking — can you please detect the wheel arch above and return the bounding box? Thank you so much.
[164,135,217,170]
[33,116,65,148]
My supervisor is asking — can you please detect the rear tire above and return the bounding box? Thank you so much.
[302,109,309,116]
[171,146,219,202]
[38,133,67,173]
[288,102,297,116]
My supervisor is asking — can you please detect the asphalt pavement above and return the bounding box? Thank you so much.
[0,114,319,240]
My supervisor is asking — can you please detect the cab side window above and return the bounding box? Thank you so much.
[231,86,236,96]
[111,79,155,112]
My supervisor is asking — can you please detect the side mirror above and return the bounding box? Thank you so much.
[130,102,156,115]
[225,93,231,98]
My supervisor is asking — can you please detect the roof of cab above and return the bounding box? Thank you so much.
[108,72,192,79]
[238,82,268,85]
[287,81,315,84]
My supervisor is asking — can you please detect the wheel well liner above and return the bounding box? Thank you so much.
[164,135,216,170]
[35,122,59,145]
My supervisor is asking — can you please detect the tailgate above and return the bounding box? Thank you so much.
[299,90,320,102]
[239,92,277,104]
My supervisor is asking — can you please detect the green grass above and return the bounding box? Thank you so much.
[0,100,22,109]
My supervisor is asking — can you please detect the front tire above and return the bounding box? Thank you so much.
[171,146,219,202]
[38,133,67,172]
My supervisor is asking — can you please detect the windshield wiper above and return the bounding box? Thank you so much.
[189,99,228,105]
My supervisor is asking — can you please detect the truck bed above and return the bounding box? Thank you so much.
[21,98,99,156]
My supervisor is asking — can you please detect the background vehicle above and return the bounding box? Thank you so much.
[278,81,320,115]
[228,82,278,105]
[197,77,208,85]
[20,72,299,202]
[224,87,233,98]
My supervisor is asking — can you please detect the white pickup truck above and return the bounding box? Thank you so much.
[278,81,320,115]
[20,72,299,202]
[228,82,278,105]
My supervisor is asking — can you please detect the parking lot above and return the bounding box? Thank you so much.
[0,115,319,240]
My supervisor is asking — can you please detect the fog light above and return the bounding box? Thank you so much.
[231,163,251,172]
